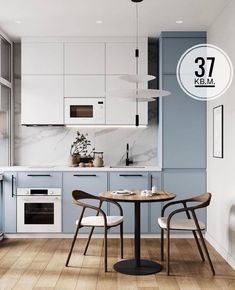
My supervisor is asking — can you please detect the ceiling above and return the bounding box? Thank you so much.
[0,0,231,41]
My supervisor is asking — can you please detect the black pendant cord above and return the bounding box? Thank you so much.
[135,2,140,127]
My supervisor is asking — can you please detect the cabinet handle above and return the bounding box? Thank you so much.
[73,174,97,177]
[119,174,143,177]
[11,175,16,197]
[27,174,51,177]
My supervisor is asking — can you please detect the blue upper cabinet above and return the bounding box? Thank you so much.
[160,32,206,74]
[160,31,207,169]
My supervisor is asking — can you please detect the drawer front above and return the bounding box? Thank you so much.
[17,172,63,188]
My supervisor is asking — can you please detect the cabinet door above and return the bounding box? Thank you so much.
[162,170,207,227]
[22,43,63,75]
[21,76,64,125]
[106,42,147,75]
[62,172,108,233]
[162,75,206,168]
[64,43,105,74]
[109,172,149,233]
[149,172,162,233]
[161,37,206,74]
[106,76,148,125]
[64,76,105,97]
[3,172,17,233]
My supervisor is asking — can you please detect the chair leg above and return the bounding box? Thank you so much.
[120,223,124,259]
[161,228,164,261]
[166,229,170,275]
[83,226,95,255]
[197,229,215,275]
[66,224,80,266]
[104,227,108,272]
[192,230,205,261]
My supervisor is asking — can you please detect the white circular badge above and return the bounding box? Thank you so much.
[176,44,233,101]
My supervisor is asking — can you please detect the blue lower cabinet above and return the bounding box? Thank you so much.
[62,172,108,233]
[109,172,149,233]
[3,172,17,233]
[162,170,207,231]
[149,172,163,233]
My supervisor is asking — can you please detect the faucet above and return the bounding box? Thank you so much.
[126,143,133,166]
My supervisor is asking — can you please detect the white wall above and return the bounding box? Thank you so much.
[207,0,235,268]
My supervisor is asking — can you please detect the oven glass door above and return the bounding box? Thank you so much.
[17,196,61,233]
[24,203,54,224]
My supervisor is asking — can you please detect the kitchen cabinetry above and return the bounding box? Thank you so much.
[64,43,105,74]
[159,32,207,230]
[149,172,162,233]
[162,75,206,168]
[162,170,206,228]
[64,76,105,98]
[22,43,63,75]
[106,76,148,125]
[17,172,62,188]
[3,172,17,233]
[62,172,108,233]
[21,38,149,126]
[160,32,207,169]
[21,75,64,125]
[109,172,149,233]
[106,42,147,75]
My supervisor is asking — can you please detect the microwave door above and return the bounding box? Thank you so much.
[70,105,93,118]
[65,98,105,124]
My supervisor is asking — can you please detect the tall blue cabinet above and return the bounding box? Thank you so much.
[159,32,207,224]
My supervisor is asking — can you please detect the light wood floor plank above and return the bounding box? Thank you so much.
[0,239,46,289]
[13,239,61,290]
[0,238,234,290]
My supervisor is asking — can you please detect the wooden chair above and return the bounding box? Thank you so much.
[65,190,123,272]
[158,192,215,275]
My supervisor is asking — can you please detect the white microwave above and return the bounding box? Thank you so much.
[64,97,105,124]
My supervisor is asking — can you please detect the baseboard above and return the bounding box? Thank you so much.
[206,232,235,269]
[3,233,195,239]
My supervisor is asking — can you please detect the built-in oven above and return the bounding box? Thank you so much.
[16,188,61,233]
[64,97,105,124]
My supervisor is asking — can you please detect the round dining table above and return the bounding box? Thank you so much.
[99,190,176,275]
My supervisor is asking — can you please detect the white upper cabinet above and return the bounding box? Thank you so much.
[106,76,148,125]
[21,76,64,125]
[64,76,105,97]
[106,42,147,75]
[64,43,105,74]
[21,43,63,75]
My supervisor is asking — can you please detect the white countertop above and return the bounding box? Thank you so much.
[0,165,161,172]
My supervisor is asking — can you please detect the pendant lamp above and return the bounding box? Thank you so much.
[122,0,170,126]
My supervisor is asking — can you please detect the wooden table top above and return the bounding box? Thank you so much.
[99,190,176,203]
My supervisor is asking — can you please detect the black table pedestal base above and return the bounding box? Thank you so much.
[113,259,162,275]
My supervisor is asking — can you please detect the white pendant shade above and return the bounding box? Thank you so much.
[120,74,156,83]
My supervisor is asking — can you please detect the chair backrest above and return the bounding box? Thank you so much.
[187,192,212,210]
[72,190,101,208]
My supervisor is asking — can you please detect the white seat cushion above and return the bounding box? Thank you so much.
[158,217,205,230]
[77,216,123,227]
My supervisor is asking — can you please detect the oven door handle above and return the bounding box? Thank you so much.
[21,197,61,202]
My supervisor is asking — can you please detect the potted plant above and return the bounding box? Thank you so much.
[68,132,95,166]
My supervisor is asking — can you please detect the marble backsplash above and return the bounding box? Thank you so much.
[13,43,158,167]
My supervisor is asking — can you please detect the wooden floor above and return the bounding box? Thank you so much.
[0,238,235,290]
